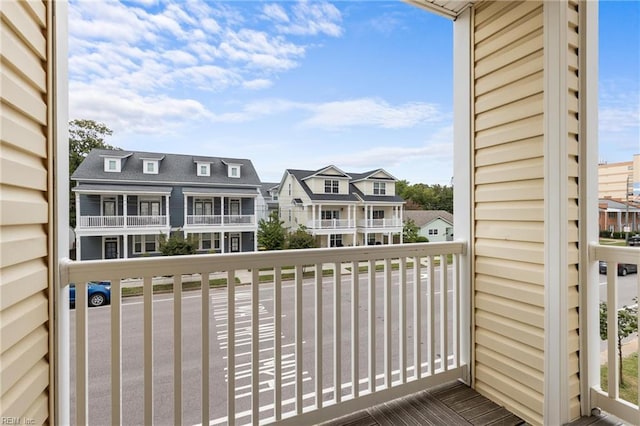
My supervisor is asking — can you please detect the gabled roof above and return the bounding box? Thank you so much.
[72,149,261,187]
[405,0,473,19]
[283,166,404,203]
[403,210,453,227]
[301,165,351,181]
[350,169,397,183]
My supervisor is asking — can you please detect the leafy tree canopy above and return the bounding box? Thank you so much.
[403,218,422,243]
[286,226,317,250]
[69,119,118,175]
[396,180,453,214]
[159,233,197,256]
[257,211,286,250]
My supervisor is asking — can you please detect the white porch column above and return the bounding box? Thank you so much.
[75,192,80,227]
[76,235,81,261]
[617,211,622,232]
[221,196,225,224]
[123,235,128,259]
[221,231,225,253]
[165,194,170,229]
[123,194,128,228]
[183,193,188,227]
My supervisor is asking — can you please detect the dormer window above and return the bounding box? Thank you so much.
[228,165,241,178]
[324,179,339,194]
[143,160,158,174]
[373,182,386,195]
[197,163,210,177]
[104,158,120,172]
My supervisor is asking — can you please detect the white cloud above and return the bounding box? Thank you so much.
[279,1,343,37]
[302,98,444,129]
[263,4,289,23]
[243,79,274,90]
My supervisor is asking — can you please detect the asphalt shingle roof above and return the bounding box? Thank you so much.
[403,210,453,226]
[72,149,261,187]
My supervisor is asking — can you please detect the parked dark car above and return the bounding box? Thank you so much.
[70,281,111,307]
[599,261,638,276]
[628,235,640,247]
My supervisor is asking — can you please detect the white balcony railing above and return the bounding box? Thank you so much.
[358,218,403,228]
[307,219,355,229]
[127,215,167,227]
[185,214,255,226]
[589,243,640,425]
[60,241,468,426]
[77,215,125,228]
[77,215,167,228]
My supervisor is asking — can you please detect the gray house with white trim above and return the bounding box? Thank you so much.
[72,149,262,260]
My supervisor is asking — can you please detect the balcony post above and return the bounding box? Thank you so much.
[221,196,225,224]
[122,194,129,228]
[183,193,188,227]
[165,194,170,228]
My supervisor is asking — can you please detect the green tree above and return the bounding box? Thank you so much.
[257,211,286,250]
[69,119,118,227]
[600,300,638,386]
[396,181,453,214]
[159,233,197,256]
[403,218,421,243]
[286,226,317,250]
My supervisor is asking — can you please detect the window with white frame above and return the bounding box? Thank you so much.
[102,197,117,216]
[104,158,120,172]
[372,210,384,219]
[143,160,159,174]
[288,183,291,196]
[134,235,159,254]
[200,233,212,250]
[228,164,241,178]
[194,199,213,216]
[373,182,386,195]
[321,210,339,220]
[428,228,438,235]
[197,163,210,176]
[324,179,339,194]
[329,234,343,247]
[140,200,160,216]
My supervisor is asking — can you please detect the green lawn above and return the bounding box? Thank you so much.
[599,238,629,247]
[601,352,638,405]
[121,277,235,297]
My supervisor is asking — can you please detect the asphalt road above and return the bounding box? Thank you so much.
[69,266,456,426]
[598,272,639,309]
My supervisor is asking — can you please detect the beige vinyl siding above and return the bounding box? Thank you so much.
[472,1,545,424]
[0,1,51,423]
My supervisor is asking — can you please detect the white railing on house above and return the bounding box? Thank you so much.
[186,215,255,226]
[77,215,167,228]
[127,215,167,227]
[307,219,355,230]
[78,215,125,228]
[59,241,468,425]
[358,218,403,228]
[589,243,640,425]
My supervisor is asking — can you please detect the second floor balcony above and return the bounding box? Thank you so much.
[358,218,403,229]
[77,214,168,229]
[184,214,256,228]
[307,218,356,230]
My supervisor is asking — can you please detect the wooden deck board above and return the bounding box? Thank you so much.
[320,381,627,426]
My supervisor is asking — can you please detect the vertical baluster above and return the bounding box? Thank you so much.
[174,276,182,424]
[453,254,460,368]
[399,258,407,384]
[427,256,435,376]
[351,260,359,398]
[295,265,303,413]
[334,262,342,403]
[315,263,323,409]
[227,270,236,425]
[368,260,376,394]
[111,277,122,425]
[274,267,282,420]
[251,269,260,423]
[413,256,421,379]
[440,254,448,372]
[384,258,392,388]
[76,281,88,425]
[607,266,619,398]
[201,271,210,426]
[143,276,154,425]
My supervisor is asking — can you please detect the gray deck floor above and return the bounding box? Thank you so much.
[321,381,627,426]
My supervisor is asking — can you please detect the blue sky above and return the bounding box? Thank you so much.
[69,1,639,185]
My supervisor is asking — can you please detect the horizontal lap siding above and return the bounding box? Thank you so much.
[473,2,545,425]
[0,1,50,423]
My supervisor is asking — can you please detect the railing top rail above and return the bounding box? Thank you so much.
[589,242,640,265]
[60,240,467,286]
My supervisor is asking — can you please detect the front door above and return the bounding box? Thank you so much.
[104,237,118,259]
[230,233,240,252]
